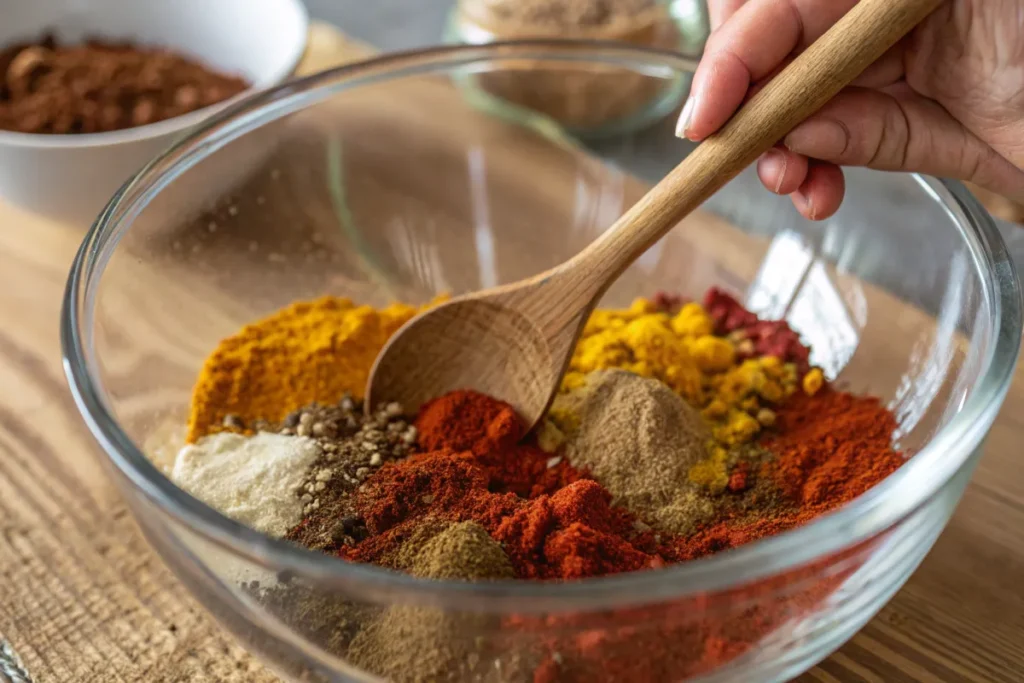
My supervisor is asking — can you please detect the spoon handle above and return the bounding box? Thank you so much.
[571,0,942,289]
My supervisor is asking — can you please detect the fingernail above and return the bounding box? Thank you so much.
[675,96,697,140]
[762,149,788,194]
[795,191,817,221]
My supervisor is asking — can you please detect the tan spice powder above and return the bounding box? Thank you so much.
[408,521,516,581]
[554,369,717,535]
[348,522,520,682]
[247,524,521,681]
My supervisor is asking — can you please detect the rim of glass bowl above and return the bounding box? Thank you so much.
[62,41,1022,612]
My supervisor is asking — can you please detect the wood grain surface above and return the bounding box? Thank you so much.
[1,21,1023,683]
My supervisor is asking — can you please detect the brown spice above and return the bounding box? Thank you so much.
[555,370,716,535]
[348,522,521,682]
[248,523,523,682]
[0,34,248,134]
[348,604,528,683]
[282,397,416,551]
[378,518,453,571]
[408,521,515,581]
[244,578,372,658]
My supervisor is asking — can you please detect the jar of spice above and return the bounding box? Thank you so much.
[445,0,709,137]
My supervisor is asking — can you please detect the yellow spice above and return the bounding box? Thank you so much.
[186,296,433,442]
[803,368,825,396]
[562,298,800,448]
[687,445,731,493]
[189,294,804,456]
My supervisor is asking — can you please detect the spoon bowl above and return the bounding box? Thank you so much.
[366,283,583,427]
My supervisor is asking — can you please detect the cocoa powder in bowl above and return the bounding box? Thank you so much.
[0,34,249,134]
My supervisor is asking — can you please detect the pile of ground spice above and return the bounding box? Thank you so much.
[551,297,802,449]
[550,369,718,535]
[347,521,524,683]
[661,387,904,563]
[180,289,910,682]
[0,34,248,134]
[171,431,320,538]
[247,522,524,683]
[346,390,659,580]
[279,397,416,552]
[403,521,516,581]
[186,297,430,443]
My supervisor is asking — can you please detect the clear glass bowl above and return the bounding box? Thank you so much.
[62,43,1022,682]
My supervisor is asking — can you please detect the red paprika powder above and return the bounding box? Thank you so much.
[665,386,904,562]
[765,388,903,508]
[415,389,582,498]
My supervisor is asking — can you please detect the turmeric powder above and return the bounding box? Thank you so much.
[186,297,423,442]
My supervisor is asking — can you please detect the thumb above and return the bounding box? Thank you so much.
[783,86,1024,203]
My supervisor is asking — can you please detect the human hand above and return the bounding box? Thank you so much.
[677,0,1024,220]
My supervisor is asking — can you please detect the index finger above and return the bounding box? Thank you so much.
[678,0,858,141]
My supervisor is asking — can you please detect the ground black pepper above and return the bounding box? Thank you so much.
[281,396,416,551]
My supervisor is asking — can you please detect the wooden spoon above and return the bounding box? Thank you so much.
[367,0,942,428]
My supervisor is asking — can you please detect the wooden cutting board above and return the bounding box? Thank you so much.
[1,21,1023,683]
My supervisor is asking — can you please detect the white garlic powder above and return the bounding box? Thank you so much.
[171,432,319,538]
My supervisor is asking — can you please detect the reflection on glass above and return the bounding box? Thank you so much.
[747,231,860,378]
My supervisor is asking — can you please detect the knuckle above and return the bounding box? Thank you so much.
[830,118,855,162]
[866,101,911,169]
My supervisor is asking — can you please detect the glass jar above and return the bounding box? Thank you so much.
[444,0,709,138]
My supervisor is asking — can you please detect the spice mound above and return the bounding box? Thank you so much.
[0,34,248,134]
[172,431,319,538]
[186,297,423,443]
[174,288,904,576]
[550,369,718,534]
[170,288,908,680]
[348,521,517,682]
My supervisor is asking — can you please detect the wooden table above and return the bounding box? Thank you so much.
[1,22,1022,683]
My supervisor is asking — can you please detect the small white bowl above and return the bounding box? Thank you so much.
[0,0,308,225]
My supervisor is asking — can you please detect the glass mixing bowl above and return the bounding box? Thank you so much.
[62,43,1022,682]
